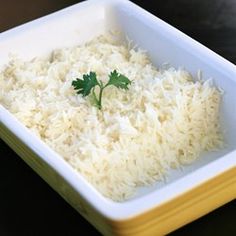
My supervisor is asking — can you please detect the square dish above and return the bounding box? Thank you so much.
[0,0,235,235]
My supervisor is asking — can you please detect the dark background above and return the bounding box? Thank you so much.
[0,0,235,235]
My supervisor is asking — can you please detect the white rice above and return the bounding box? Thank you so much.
[0,35,223,201]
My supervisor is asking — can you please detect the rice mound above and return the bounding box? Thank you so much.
[0,35,223,201]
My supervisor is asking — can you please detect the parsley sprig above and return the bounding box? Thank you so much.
[72,70,131,110]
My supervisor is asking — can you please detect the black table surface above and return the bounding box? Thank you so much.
[0,1,235,235]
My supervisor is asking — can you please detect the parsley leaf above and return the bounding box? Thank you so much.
[72,70,131,110]
[72,72,99,97]
[107,70,131,90]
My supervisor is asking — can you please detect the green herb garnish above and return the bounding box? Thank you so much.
[72,70,131,110]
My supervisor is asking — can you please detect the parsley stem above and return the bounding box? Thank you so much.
[98,86,104,110]
[92,88,99,108]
